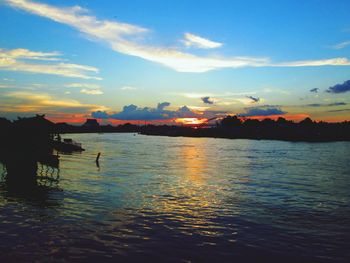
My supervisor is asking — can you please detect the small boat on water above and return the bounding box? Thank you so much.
[54,138,85,153]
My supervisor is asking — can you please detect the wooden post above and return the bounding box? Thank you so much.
[96,152,101,167]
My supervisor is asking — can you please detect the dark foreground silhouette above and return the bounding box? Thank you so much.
[0,115,81,187]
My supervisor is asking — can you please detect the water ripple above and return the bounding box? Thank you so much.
[0,134,349,262]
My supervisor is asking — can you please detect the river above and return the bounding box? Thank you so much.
[0,133,349,262]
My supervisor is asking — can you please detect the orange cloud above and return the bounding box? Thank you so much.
[46,113,89,124]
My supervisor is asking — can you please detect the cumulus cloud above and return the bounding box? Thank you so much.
[305,102,347,107]
[6,0,350,73]
[239,106,286,117]
[183,33,223,49]
[326,80,350,94]
[201,96,214,104]
[0,47,101,79]
[92,102,204,120]
[310,88,319,93]
[246,95,260,103]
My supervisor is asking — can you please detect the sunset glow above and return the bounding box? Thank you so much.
[0,0,349,123]
[175,118,209,126]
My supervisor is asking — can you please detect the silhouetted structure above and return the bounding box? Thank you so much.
[0,115,59,186]
[0,115,85,188]
[53,138,85,152]
[83,118,99,127]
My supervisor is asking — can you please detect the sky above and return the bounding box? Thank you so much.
[1,0,350,124]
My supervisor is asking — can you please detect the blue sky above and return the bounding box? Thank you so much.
[1,0,350,123]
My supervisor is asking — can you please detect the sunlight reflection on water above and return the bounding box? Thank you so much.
[0,133,350,262]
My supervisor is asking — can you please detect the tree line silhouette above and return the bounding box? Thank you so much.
[54,115,350,142]
[1,115,349,145]
[140,116,350,142]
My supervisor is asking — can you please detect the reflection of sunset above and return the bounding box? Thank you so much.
[145,138,224,237]
[180,143,206,184]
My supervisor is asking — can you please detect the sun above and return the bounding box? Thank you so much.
[175,118,208,126]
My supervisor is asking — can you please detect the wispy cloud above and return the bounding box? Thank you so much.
[330,40,350,50]
[272,58,350,67]
[217,97,257,106]
[2,91,107,112]
[6,0,350,73]
[0,48,62,61]
[180,92,261,106]
[65,83,100,88]
[183,33,223,49]
[31,83,45,87]
[263,88,290,95]
[305,102,347,107]
[64,83,103,95]
[0,47,101,79]
[80,88,103,95]
[327,108,350,113]
[181,91,257,99]
[120,86,138,91]
[182,92,217,99]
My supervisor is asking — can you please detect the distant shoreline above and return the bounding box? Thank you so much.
[56,117,350,142]
[56,129,350,143]
[2,115,350,143]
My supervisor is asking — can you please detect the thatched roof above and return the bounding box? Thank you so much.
[14,114,56,132]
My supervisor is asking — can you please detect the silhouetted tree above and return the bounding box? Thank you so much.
[221,115,242,127]
[299,117,313,125]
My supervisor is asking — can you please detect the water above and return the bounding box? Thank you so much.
[0,133,349,262]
